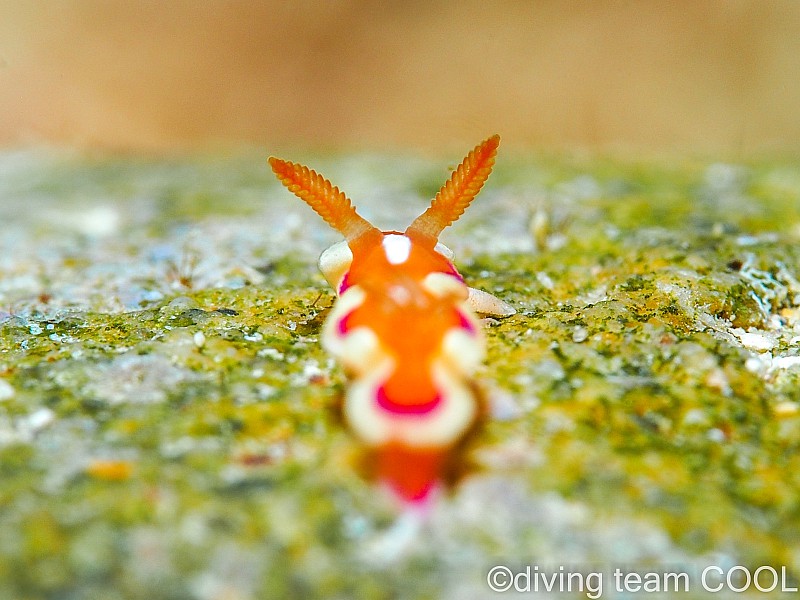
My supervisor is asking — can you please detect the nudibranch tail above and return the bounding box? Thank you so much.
[268,157,377,242]
[406,134,500,246]
[374,443,447,504]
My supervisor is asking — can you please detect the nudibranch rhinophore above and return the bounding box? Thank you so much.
[268,135,514,506]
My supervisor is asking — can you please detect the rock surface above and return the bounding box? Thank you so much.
[1,149,800,599]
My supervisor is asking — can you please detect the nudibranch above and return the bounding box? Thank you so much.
[268,135,514,506]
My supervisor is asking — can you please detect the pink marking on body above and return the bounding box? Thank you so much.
[400,479,436,504]
[457,310,476,334]
[338,272,351,294]
[337,309,354,335]
[376,385,441,415]
[445,264,464,282]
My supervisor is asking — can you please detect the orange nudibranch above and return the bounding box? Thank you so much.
[269,135,514,505]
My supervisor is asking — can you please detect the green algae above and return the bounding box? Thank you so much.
[2,150,800,598]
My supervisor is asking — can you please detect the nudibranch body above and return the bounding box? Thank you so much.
[269,135,514,505]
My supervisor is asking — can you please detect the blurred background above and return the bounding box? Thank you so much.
[0,0,798,156]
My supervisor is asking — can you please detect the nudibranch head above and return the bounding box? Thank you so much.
[268,135,500,505]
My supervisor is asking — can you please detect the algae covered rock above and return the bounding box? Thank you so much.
[1,150,800,598]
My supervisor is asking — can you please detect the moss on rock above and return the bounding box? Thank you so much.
[1,150,800,598]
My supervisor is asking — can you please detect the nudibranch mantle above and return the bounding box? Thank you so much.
[269,135,514,505]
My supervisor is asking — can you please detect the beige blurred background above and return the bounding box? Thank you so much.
[0,0,798,155]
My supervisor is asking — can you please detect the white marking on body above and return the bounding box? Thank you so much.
[422,272,468,300]
[337,329,384,375]
[321,285,386,375]
[382,234,412,265]
[318,240,353,291]
[344,361,477,447]
[387,284,413,306]
[323,286,366,333]
[441,327,484,374]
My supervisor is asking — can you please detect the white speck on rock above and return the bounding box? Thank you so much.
[290,360,327,386]
[0,379,15,401]
[256,383,276,400]
[79,205,121,237]
[24,408,55,433]
[769,355,800,371]
[774,401,799,417]
[745,355,769,375]
[536,271,555,290]
[682,408,708,426]
[43,204,121,238]
[258,348,285,360]
[572,326,589,343]
[193,331,206,348]
[735,330,775,351]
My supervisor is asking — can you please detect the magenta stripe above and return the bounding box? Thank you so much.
[376,385,441,415]
[337,309,354,335]
[338,272,351,294]
[458,311,476,334]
